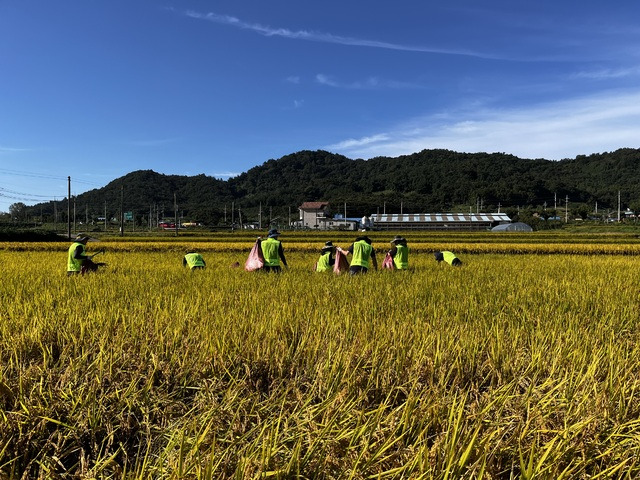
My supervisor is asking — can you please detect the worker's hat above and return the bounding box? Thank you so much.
[321,241,335,252]
[391,235,405,244]
[75,233,90,242]
[268,229,281,238]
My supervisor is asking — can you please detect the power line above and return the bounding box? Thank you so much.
[0,187,58,198]
[0,168,101,186]
[0,192,59,203]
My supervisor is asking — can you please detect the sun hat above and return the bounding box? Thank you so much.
[268,229,281,238]
[75,233,90,242]
[391,235,405,244]
[321,241,334,252]
[355,236,372,244]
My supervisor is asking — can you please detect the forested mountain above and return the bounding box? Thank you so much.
[16,148,640,226]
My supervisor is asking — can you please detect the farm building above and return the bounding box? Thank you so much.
[298,202,330,229]
[370,213,511,231]
[491,222,533,232]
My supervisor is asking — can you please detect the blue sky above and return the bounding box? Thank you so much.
[1,0,640,213]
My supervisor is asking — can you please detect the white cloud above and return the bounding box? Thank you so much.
[184,10,501,60]
[329,134,391,150]
[286,76,300,84]
[326,90,640,160]
[129,138,182,147]
[0,146,30,154]
[570,67,640,80]
[212,171,240,179]
[315,74,420,90]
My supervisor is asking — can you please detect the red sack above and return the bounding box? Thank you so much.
[245,240,265,271]
[333,248,350,275]
[382,252,395,270]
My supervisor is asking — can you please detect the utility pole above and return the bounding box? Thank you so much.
[85,204,88,225]
[565,195,569,223]
[400,201,403,215]
[618,190,621,222]
[344,202,347,229]
[120,184,124,237]
[73,197,76,235]
[238,206,243,229]
[554,192,557,211]
[288,206,291,228]
[497,202,501,213]
[259,202,262,229]
[67,176,71,239]
[104,201,107,232]
[174,193,178,237]
[231,202,235,230]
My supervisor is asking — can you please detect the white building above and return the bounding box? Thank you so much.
[298,202,330,228]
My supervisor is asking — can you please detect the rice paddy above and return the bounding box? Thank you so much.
[2,232,640,478]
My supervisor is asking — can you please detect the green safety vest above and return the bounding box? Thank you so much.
[261,238,281,267]
[316,252,332,272]
[351,240,372,269]
[184,253,205,269]
[443,251,458,265]
[393,244,409,270]
[67,242,85,272]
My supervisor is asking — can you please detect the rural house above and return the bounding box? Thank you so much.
[298,202,331,228]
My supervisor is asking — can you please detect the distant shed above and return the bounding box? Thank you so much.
[491,222,533,232]
[370,213,511,231]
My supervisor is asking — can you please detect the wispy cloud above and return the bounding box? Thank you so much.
[316,73,421,90]
[286,76,300,84]
[184,10,501,60]
[0,146,30,154]
[325,90,640,160]
[212,171,240,179]
[129,138,182,147]
[570,67,640,80]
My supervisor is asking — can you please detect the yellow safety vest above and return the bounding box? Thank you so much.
[261,238,281,267]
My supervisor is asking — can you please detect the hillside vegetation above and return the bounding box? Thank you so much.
[16,148,640,226]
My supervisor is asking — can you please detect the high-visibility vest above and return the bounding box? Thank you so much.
[443,251,458,265]
[67,242,85,272]
[184,253,205,269]
[316,252,332,272]
[261,238,281,267]
[351,240,372,268]
[393,244,409,270]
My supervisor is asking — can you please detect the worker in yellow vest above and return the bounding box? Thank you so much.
[67,233,91,276]
[258,229,288,272]
[345,236,377,275]
[389,236,409,270]
[434,251,462,266]
[315,241,336,272]
[183,251,206,270]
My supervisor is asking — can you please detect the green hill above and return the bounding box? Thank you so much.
[16,148,640,226]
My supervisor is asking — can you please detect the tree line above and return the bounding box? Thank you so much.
[8,148,640,228]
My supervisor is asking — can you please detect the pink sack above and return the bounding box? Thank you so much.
[333,248,350,275]
[382,252,395,270]
[245,240,265,271]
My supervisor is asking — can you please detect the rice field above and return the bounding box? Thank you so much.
[2,232,640,479]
